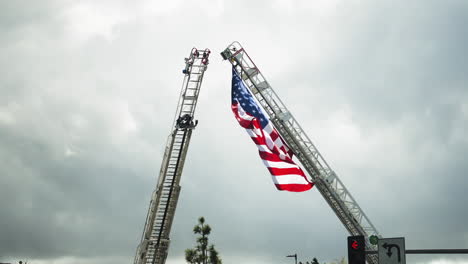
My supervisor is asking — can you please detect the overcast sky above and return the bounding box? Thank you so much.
[1,1,468,264]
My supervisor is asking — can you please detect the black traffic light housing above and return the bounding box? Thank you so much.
[347,235,366,264]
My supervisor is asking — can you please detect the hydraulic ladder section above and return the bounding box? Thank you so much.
[220,42,380,264]
[134,48,211,264]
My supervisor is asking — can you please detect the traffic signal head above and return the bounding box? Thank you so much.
[347,235,366,264]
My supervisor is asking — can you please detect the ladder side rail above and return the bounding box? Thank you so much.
[178,69,206,119]
[155,128,193,242]
[151,129,189,264]
[223,43,380,252]
[138,136,170,243]
[172,53,209,128]
[246,63,377,237]
[229,51,379,264]
[227,42,344,173]
[171,74,191,128]
[269,109,369,237]
[274,110,380,238]
[270,118,366,235]
[184,64,208,117]
[274,113,378,264]
[135,133,177,264]
[230,51,379,235]
[135,48,210,264]
[229,44,339,174]
[172,52,204,125]
[151,128,194,264]
[134,133,176,264]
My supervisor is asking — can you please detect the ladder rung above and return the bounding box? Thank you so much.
[243,68,258,78]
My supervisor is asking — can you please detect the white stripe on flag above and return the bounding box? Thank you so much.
[256,145,272,153]
[262,159,298,169]
[271,174,311,185]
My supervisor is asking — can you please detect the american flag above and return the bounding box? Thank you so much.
[231,68,314,192]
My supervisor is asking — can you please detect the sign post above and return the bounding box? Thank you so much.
[286,254,297,264]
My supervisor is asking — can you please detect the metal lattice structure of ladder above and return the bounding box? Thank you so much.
[134,48,211,264]
[221,42,380,264]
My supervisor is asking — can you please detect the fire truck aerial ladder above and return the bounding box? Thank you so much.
[220,42,380,264]
[134,48,211,264]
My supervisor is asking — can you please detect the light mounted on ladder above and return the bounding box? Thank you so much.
[220,49,231,60]
[183,57,193,75]
[201,48,211,65]
[221,44,239,61]
[192,47,199,58]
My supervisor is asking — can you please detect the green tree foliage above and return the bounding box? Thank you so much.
[185,217,222,264]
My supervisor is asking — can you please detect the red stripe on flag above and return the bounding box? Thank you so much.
[232,104,254,129]
[259,151,287,162]
[267,167,305,176]
[275,183,314,192]
[259,149,295,164]
[270,130,280,142]
[250,135,266,145]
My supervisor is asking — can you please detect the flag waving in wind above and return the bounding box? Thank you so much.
[231,68,314,192]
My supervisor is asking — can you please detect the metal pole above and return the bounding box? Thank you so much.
[286,253,298,264]
[406,249,468,254]
[366,249,468,254]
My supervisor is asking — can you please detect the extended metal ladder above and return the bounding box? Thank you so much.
[134,48,211,264]
[221,42,380,264]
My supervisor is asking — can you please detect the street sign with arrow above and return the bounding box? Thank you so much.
[378,237,406,264]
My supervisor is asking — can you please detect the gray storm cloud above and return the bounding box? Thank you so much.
[1,1,467,264]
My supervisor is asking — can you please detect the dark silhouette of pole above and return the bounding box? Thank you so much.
[286,254,297,264]
[366,249,468,254]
